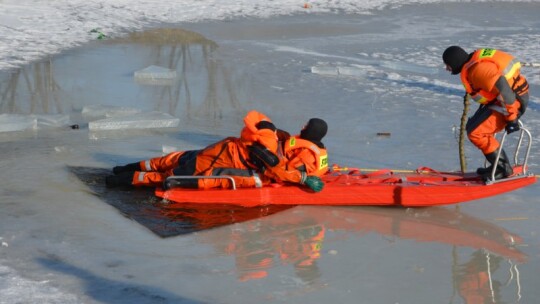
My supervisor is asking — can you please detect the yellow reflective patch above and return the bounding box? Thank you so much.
[479,48,496,58]
[319,155,328,169]
[505,62,521,80]
[289,137,296,147]
[473,95,489,104]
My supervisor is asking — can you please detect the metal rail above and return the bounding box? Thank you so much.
[164,175,237,190]
[485,120,534,185]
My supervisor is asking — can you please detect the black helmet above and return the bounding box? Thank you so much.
[442,46,469,75]
[300,118,328,143]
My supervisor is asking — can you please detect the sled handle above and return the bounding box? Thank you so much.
[487,122,532,184]
[165,175,237,190]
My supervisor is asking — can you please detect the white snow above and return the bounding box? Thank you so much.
[1,0,539,72]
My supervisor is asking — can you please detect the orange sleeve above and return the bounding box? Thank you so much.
[264,165,304,184]
[468,61,500,93]
[286,149,318,175]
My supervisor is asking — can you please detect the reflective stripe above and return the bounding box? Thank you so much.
[253,174,262,188]
[470,93,489,104]
[309,143,320,154]
[137,172,146,182]
[504,59,521,80]
[143,160,152,171]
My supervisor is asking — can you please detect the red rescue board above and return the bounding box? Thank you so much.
[155,166,536,207]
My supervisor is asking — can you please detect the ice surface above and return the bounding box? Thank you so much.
[337,66,371,77]
[1,1,540,304]
[379,61,439,75]
[310,65,338,76]
[88,111,180,130]
[162,144,179,154]
[81,104,142,120]
[0,114,36,132]
[34,114,72,128]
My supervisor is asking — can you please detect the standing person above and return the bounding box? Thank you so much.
[106,111,324,192]
[442,46,529,180]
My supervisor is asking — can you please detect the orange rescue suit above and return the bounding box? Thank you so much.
[133,110,279,189]
[264,136,329,184]
[462,48,529,154]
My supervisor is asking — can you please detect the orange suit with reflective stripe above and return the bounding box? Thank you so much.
[132,110,279,189]
[462,48,529,154]
[264,136,329,184]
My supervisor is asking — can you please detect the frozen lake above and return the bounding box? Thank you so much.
[1,2,539,303]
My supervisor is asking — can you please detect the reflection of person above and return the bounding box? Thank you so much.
[442,46,529,180]
[106,111,325,191]
[455,250,502,304]
[279,224,325,285]
[204,218,325,284]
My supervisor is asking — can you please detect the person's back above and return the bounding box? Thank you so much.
[442,46,530,180]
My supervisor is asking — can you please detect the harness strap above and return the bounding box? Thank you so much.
[198,139,231,176]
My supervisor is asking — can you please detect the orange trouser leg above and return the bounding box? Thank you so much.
[140,151,185,172]
[132,171,168,187]
[467,111,506,155]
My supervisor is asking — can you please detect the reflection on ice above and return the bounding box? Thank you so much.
[452,250,523,304]
[194,205,526,294]
[0,27,245,128]
[134,65,177,86]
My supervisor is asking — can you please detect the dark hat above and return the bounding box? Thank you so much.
[300,118,328,142]
[442,46,469,75]
[255,120,276,131]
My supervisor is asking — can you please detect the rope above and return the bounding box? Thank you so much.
[522,62,540,68]
[358,167,540,178]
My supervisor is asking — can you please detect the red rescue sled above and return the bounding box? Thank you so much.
[156,125,536,207]
[155,165,536,207]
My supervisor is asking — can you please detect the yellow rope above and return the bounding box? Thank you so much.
[494,217,529,221]
[358,168,540,178]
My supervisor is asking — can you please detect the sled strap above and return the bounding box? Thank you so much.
[416,167,442,175]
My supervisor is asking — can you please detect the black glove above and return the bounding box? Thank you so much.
[505,120,520,134]
[248,143,279,168]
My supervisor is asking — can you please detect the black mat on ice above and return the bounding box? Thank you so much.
[68,166,290,238]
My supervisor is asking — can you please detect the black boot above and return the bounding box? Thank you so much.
[479,150,513,180]
[476,152,498,175]
[112,162,140,175]
[105,172,134,188]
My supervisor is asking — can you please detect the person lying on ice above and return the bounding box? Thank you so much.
[442,46,529,180]
[265,118,329,185]
[105,111,326,192]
